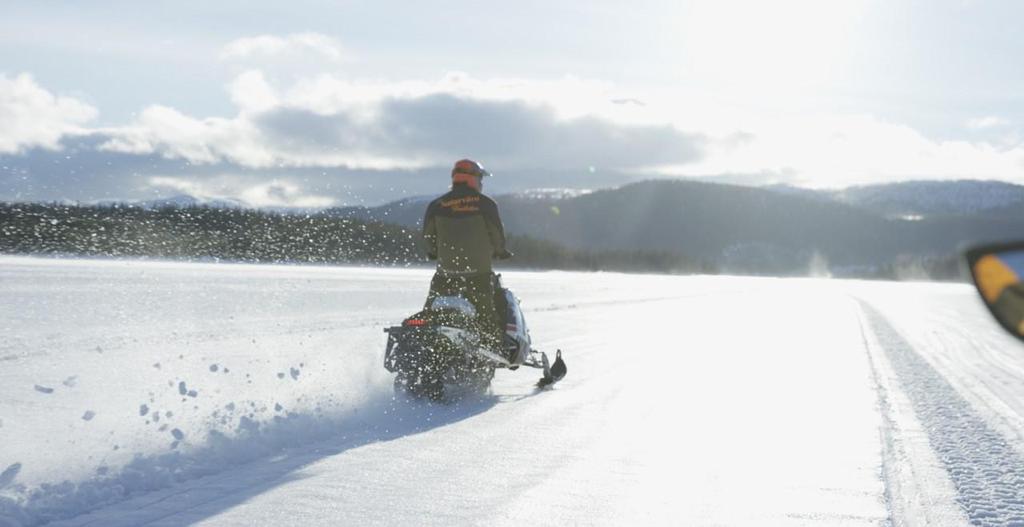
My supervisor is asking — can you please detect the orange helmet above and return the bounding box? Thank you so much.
[451,159,490,190]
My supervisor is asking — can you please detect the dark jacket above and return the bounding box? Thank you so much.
[423,183,507,274]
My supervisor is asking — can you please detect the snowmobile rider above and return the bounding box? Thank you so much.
[422,159,512,347]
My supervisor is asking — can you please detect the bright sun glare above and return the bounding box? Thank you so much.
[681,0,867,95]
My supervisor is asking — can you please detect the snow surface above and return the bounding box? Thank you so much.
[1,256,1023,525]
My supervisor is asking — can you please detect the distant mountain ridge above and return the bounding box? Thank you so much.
[766,180,1024,217]
[65,180,1024,220]
[322,178,1024,276]
[832,180,1024,217]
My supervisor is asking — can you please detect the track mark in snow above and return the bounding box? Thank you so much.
[33,385,54,394]
[862,303,1024,526]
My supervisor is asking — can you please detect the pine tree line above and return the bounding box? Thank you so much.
[0,203,710,274]
[0,203,419,265]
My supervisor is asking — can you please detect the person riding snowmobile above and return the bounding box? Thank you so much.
[422,159,513,357]
[383,160,564,396]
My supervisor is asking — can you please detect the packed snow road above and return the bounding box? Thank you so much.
[2,257,1024,526]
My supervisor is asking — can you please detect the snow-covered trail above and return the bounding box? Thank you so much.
[853,282,1024,525]
[2,257,1024,525]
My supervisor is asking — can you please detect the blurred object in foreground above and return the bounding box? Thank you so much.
[967,241,1024,341]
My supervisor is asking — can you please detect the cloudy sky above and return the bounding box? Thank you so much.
[2,0,1024,206]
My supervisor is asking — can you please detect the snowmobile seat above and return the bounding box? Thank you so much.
[429,296,478,317]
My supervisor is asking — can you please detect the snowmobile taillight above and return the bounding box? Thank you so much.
[404,319,427,327]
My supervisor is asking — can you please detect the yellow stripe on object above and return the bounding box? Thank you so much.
[974,254,1021,303]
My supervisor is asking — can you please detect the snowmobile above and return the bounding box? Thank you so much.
[384,276,566,400]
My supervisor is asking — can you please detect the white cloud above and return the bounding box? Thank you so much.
[0,73,97,154]
[679,113,1024,187]
[228,70,279,113]
[281,72,625,121]
[8,65,1024,206]
[96,70,703,173]
[100,104,274,167]
[239,180,335,208]
[147,175,335,208]
[220,33,346,62]
[147,176,212,199]
[71,68,1024,189]
[967,116,1011,130]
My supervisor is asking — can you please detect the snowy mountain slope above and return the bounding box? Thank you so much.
[766,180,1024,217]
[2,258,1023,525]
[835,180,1024,217]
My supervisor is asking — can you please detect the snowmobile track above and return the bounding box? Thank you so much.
[862,302,1024,526]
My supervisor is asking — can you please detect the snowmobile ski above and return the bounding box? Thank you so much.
[533,350,567,388]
